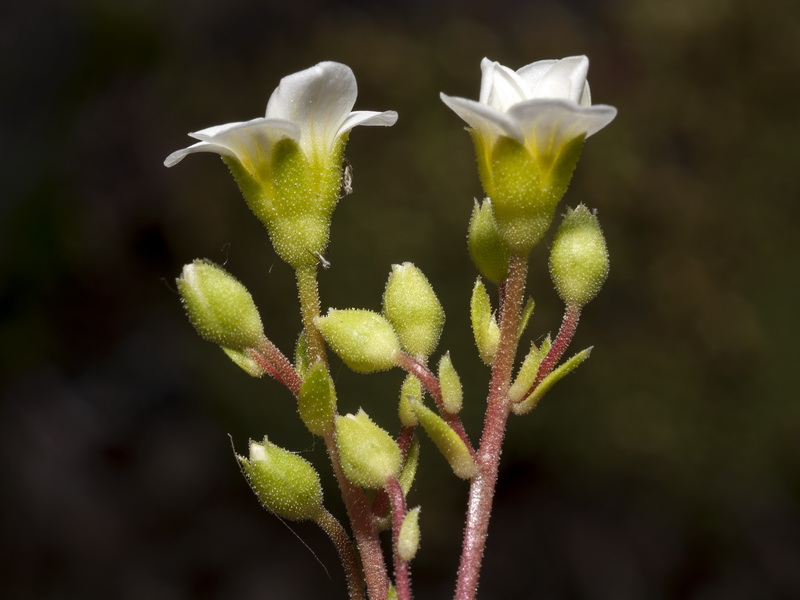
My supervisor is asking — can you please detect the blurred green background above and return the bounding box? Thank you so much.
[2,0,799,598]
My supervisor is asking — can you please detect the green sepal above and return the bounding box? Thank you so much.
[336,409,402,489]
[398,374,422,427]
[512,347,592,415]
[438,352,463,414]
[517,297,535,342]
[398,507,421,562]
[411,400,477,479]
[237,437,324,522]
[315,309,401,373]
[468,199,510,284]
[222,347,265,377]
[398,437,421,497]
[298,362,337,436]
[508,341,542,404]
[470,278,500,365]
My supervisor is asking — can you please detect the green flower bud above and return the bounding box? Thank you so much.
[177,260,264,350]
[298,362,337,436]
[382,263,445,359]
[398,507,421,562]
[471,132,585,255]
[315,309,401,373]
[336,410,402,488]
[398,374,422,427]
[468,199,510,284]
[470,278,500,365]
[412,401,477,479]
[238,437,323,521]
[222,347,266,377]
[549,205,610,307]
[438,352,463,414]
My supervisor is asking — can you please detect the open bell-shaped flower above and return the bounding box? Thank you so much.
[165,62,398,269]
[441,57,616,254]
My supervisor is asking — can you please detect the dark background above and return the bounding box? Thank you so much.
[3,0,799,598]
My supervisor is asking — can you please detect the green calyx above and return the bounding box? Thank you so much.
[549,204,610,308]
[335,410,402,489]
[382,263,445,359]
[298,362,337,436]
[224,136,347,270]
[470,131,585,255]
[177,259,264,351]
[238,437,324,521]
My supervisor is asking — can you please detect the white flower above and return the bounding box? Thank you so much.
[165,62,398,175]
[440,56,616,156]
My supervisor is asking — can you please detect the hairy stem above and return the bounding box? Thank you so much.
[387,477,412,600]
[316,509,366,600]
[250,339,302,397]
[395,353,475,457]
[523,304,581,400]
[454,252,527,600]
[324,435,390,600]
[296,266,328,366]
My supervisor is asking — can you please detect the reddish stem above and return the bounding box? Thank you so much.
[387,477,412,600]
[249,339,302,397]
[324,434,390,600]
[395,354,476,459]
[522,304,581,401]
[454,252,527,600]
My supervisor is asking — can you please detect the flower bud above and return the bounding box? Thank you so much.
[298,362,337,436]
[398,507,421,562]
[468,199,510,284]
[398,374,422,427]
[382,263,445,359]
[470,278,500,365]
[238,437,323,521]
[412,401,477,479]
[177,260,264,350]
[549,205,610,307]
[336,410,402,489]
[315,309,401,373]
[438,352,463,414]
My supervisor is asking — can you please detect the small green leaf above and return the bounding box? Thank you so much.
[512,347,592,415]
[298,362,336,436]
[412,401,477,479]
[398,507,421,562]
[438,352,463,414]
[470,278,500,365]
[517,297,535,341]
[398,437,421,497]
[294,332,310,378]
[508,342,542,404]
[222,347,266,377]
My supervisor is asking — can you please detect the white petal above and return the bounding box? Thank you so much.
[440,93,523,143]
[266,61,358,155]
[338,110,398,137]
[164,141,236,167]
[479,59,528,111]
[509,99,616,153]
[167,118,299,173]
[580,81,592,107]
[515,59,558,96]
[529,56,589,103]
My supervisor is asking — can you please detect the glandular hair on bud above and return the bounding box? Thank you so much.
[177,260,264,350]
[468,199,510,284]
[549,205,610,307]
[238,437,323,521]
[315,309,401,373]
[382,263,445,359]
[336,410,402,489]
